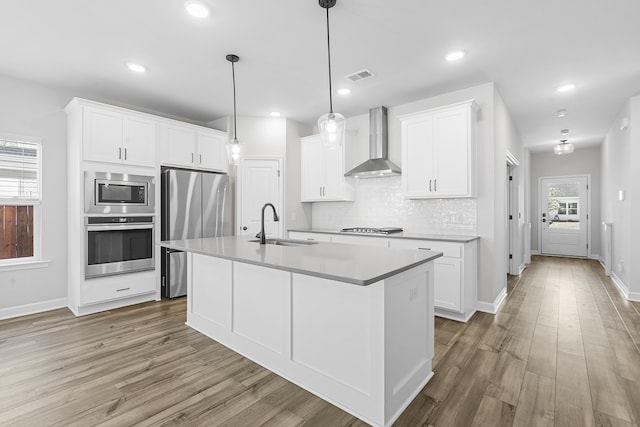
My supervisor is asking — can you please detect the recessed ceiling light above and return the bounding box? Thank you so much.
[556,83,575,93]
[445,50,465,61]
[269,111,281,117]
[560,129,569,136]
[337,88,351,96]
[557,109,568,118]
[126,62,146,73]
[185,0,209,18]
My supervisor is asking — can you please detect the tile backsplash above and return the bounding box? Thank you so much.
[311,176,477,235]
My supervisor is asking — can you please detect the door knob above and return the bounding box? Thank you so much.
[242,226,248,231]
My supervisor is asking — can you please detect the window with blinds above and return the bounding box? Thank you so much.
[0,135,41,261]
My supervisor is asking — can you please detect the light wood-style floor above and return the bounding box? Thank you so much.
[1,256,639,426]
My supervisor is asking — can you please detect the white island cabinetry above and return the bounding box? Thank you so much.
[289,230,478,322]
[165,236,439,427]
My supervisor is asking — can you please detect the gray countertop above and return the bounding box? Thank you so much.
[161,236,442,286]
[288,228,480,243]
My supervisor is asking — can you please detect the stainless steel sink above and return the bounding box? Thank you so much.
[248,238,319,247]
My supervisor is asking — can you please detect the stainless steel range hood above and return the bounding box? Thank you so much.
[344,106,401,178]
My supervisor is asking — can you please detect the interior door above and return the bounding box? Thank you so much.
[539,175,588,257]
[238,157,282,238]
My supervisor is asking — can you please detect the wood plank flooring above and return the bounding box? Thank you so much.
[1,255,639,426]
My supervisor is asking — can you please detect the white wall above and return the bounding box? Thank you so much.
[0,75,70,312]
[311,82,515,312]
[601,96,640,300]
[529,146,602,257]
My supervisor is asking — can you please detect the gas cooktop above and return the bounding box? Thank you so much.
[340,227,403,235]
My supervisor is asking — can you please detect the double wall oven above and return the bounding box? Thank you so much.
[84,172,156,279]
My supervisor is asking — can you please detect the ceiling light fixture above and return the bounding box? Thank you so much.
[554,139,574,155]
[445,50,465,61]
[337,88,351,95]
[225,54,244,166]
[185,0,209,18]
[317,0,345,149]
[126,62,146,73]
[557,83,576,93]
[557,109,568,118]
[270,111,281,117]
[560,129,569,136]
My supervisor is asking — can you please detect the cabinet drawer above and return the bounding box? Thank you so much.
[331,234,389,247]
[388,239,462,258]
[288,232,332,242]
[81,273,156,305]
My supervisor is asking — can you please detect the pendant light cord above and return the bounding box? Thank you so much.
[325,6,334,114]
[231,61,238,139]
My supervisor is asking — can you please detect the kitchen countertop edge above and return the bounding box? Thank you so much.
[288,228,480,243]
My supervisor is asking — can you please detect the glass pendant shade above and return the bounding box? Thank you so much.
[226,136,244,166]
[318,112,346,149]
[553,141,574,155]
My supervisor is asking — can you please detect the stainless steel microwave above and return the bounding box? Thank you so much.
[84,171,155,214]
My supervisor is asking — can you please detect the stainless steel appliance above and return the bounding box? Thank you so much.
[85,216,155,279]
[161,168,232,298]
[85,171,155,214]
[341,227,403,235]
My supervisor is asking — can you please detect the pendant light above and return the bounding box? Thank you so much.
[554,139,574,155]
[226,54,244,165]
[317,0,346,149]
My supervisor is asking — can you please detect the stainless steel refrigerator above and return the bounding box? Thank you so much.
[161,167,232,298]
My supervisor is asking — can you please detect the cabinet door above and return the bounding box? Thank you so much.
[197,130,228,173]
[123,114,156,167]
[159,123,196,167]
[83,106,123,163]
[301,136,325,201]
[323,145,346,200]
[433,257,462,312]
[433,108,469,196]
[288,231,332,242]
[401,114,435,198]
[331,234,389,247]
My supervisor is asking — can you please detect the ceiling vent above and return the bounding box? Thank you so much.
[345,69,375,82]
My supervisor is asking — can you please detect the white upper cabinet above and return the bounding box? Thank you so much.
[159,123,228,173]
[82,105,156,167]
[400,100,478,198]
[300,134,354,202]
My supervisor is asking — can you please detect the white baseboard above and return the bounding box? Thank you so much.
[0,298,67,320]
[518,263,526,275]
[609,272,640,302]
[477,287,507,314]
[531,250,539,255]
[589,253,600,260]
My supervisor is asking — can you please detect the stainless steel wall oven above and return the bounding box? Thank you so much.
[85,216,155,279]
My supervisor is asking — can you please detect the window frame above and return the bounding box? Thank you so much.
[0,132,43,267]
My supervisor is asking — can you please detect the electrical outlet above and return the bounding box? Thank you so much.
[409,287,419,301]
[617,260,624,273]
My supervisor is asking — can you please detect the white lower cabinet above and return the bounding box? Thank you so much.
[288,231,478,322]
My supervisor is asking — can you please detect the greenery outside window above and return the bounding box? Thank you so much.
[0,134,42,264]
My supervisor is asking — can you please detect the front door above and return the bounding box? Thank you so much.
[539,175,588,257]
[237,157,282,238]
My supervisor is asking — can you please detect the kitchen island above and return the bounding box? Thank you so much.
[162,236,442,427]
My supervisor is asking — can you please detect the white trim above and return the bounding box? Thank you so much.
[589,253,600,261]
[476,287,507,314]
[0,259,50,272]
[0,297,66,320]
[518,263,526,274]
[531,249,540,255]
[610,272,629,299]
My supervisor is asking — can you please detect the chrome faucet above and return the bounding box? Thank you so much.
[260,203,279,244]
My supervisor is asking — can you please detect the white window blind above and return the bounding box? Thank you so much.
[0,137,41,203]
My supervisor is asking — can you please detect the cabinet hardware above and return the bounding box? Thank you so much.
[199,154,202,164]
[124,148,127,160]
[434,179,437,192]
[418,247,431,250]
[118,147,122,159]
[242,226,248,231]
[191,153,194,163]
[429,179,432,192]
[116,287,131,292]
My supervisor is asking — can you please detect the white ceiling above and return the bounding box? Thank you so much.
[1,0,639,152]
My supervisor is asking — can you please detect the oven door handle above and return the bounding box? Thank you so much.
[85,224,155,232]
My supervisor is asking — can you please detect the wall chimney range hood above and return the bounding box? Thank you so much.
[344,106,401,178]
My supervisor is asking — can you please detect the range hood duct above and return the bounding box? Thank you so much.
[344,106,401,178]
